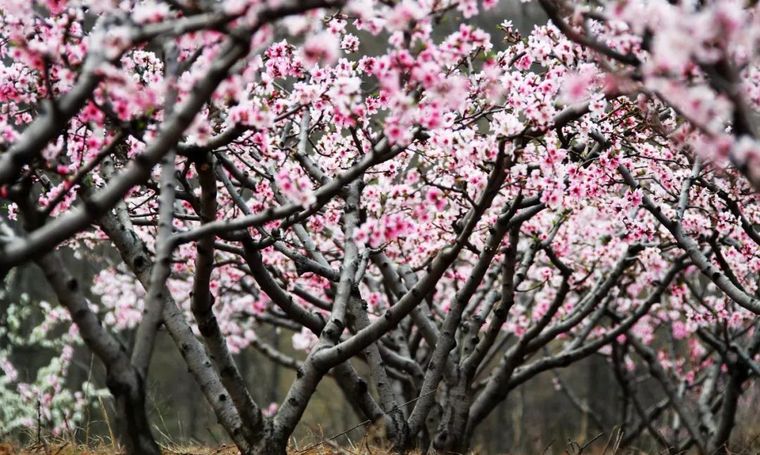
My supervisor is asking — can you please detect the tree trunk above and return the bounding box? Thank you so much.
[33,250,161,455]
[252,428,288,455]
[432,380,472,454]
[107,367,161,455]
[708,366,747,455]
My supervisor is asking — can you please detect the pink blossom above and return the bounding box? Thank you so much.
[301,31,340,67]
[340,34,360,53]
[561,68,596,104]
[387,0,424,31]
[672,321,689,340]
[425,187,447,211]
[292,328,318,351]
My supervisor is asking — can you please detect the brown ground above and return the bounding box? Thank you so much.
[0,442,418,455]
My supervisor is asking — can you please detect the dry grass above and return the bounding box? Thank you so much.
[3,435,758,455]
[0,441,421,455]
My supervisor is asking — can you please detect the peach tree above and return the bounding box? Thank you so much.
[0,0,759,454]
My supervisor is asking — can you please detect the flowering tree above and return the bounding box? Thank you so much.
[0,1,759,455]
